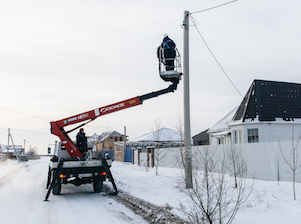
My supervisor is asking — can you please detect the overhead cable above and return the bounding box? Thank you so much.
[0,105,51,121]
[190,15,243,97]
[190,0,239,14]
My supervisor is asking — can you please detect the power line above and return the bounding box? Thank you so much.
[190,0,239,14]
[189,15,243,97]
[10,128,51,135]
[0,127,50,135]
[0,105,51,121]
[0,128,53,147]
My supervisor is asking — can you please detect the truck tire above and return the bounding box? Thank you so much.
[93,180,103,193]
[52,183,61,195]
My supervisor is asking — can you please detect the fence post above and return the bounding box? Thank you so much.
[132,148,135,164]
[137,147,141,166]
[151,147,155,168]
[147,146,150,167]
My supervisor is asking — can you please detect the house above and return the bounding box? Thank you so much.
[96,131,125,151]
[208,79,301,144]
[0,145,24,158]
[192,129,209,145]
[131,127,183,145]
[114,127,184,162]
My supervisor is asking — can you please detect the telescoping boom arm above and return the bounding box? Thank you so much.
[50,81,179,158]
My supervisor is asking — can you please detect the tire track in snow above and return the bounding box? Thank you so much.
[102,185,187,224]
[0,164,25,188]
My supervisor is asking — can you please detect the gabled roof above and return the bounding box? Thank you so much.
[131,127,183,142]
[233,79,301,122]
[208,107,238,133]
[98,131,123,142]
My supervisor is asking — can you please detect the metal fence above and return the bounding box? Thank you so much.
[134,141,301,183]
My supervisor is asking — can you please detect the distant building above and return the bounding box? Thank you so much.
[96,131,125,151]
[114,127,184,162]
[192,129,209,146]
[130,127,183,145]
[0,145,24,158]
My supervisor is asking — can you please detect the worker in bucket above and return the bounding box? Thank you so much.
[157,33,176,70]
[76,128,87,155]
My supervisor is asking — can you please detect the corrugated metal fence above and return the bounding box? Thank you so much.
[134,141,301,183]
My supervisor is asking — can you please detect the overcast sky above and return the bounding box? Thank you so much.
[1,0,301,154]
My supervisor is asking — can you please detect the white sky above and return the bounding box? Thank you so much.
[1,0,301,154]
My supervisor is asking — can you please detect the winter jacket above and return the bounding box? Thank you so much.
[76,132,87,148]
[161,37,176,58]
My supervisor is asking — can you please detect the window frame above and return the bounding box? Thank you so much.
[247,128,259,143]
[233,130,242,144]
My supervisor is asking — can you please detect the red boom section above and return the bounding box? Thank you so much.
[51,96,142,158]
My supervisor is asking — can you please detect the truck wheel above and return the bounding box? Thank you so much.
[52,183,61,195]
[93,180,103,193]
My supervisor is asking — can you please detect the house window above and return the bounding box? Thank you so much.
[119,137,123,141]
[247,129,259,143]
[114,137,118,141]
[233,130,242,144]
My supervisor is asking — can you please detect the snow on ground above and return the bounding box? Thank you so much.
[111,161,301,224]
[0,159,20,179]
[0,157,146,224]
[1,157,301,224]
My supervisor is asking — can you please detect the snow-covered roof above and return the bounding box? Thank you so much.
[87,134,101,144]
[131,127,183,142]
[98,131,124,142]
[0,144,7,152]
[208,107,238,134]
[0,145,23,154]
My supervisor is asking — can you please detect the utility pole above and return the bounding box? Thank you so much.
[124,126,126,162]
[183,10,193,188]
[7,128,19,161]
[7,128,10,157]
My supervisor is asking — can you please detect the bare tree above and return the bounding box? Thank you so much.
[153,119,166,175]
[279,128,301,200]
[28,146,37,155]
[181,146,253,224]
[172,112,186,172]
[227,144,247,188]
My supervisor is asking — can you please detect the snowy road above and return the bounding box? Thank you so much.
[2,155,301,224]
[0,157,146,224]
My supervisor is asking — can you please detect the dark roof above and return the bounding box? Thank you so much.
[233,79,301,122]
[192,129,209,146]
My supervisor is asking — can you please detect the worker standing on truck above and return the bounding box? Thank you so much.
[76,128,87,155]
[158,33,176,71]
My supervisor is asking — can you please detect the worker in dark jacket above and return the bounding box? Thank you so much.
[76,128,87,154]
[159,33,176,70]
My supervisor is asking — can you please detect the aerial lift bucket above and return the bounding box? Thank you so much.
[158,47,182,83]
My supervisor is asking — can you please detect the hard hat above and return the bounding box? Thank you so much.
[80,128,84,131]
[163,33,168,38]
